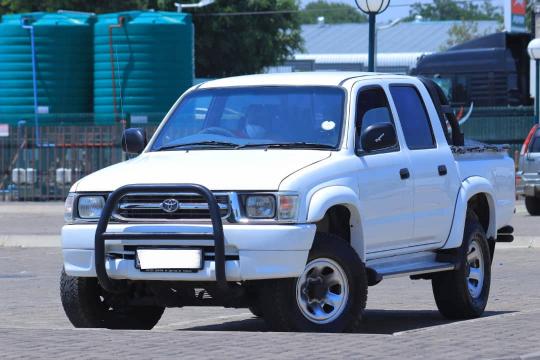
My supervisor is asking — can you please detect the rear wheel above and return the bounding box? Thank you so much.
[248,304,264,318]
[432,213,491,319]
[259,233,367,332]
[525,196,540,216]
[60,269,164,330]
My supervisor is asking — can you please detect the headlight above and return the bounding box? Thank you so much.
[64,193,75,223]
[245,195,276,218]
[278,195,299,220]
[77,196,106,219]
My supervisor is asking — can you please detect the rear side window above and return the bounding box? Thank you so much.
[390,85,435,150]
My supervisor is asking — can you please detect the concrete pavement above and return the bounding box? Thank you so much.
[0,247,538,359]
[1,200,539,359]
[0,201,63,247]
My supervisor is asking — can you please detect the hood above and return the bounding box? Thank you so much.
[74,149,331,192]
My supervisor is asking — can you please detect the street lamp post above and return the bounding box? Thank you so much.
[528,38,540,123]
[355,0,390,72]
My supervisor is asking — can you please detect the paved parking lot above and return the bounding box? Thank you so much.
[0,201,539,359]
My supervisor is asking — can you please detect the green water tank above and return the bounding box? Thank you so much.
[94,11,194,124]
[0,12,94,124]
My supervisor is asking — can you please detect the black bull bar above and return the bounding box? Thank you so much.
[94,184,227,294]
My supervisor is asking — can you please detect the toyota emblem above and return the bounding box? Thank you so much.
[161,198,180,213]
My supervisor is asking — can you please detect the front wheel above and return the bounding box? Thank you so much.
[432,212,491,319]
[60,269,164,330]
[259,233,367,332]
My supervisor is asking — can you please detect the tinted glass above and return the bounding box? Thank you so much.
[390,85,435,150]
[151,86,345,150]
[356,87,397,152]
[452,75,469,103]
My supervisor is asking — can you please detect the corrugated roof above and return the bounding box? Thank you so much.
[294,52,425,66]
[299,20,499,54]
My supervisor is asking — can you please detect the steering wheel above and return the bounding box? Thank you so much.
[199,127,237,137]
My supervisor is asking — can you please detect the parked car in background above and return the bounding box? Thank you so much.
[517,124,540,215]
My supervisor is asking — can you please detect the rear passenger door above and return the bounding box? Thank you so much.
[388,83,461,246]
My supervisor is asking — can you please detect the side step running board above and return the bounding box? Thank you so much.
[366,252,456,286]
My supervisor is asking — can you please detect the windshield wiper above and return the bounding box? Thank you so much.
[156,140,241,151]
[236,142,335,150]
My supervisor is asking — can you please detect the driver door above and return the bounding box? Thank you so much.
[354,85,415,256]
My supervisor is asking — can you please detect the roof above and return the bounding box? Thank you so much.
[294,52,425,67]
[198,72,413,88]
[299,20,499,54]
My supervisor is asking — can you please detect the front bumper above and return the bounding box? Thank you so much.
[516,173,540,197]
[62,222,316,281]
[516,183,540,197]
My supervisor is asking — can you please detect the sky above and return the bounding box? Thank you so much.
[301,0,506,23]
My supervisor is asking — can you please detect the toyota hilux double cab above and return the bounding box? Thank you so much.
[60,73,515,332]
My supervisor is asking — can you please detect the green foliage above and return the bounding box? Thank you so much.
[299,0,367,24]
[406,0,503,22]
[0,0,142,14]
[0,0,303,78]
[188,0,303,78]
[440,21,485,50]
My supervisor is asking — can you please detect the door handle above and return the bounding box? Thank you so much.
[438,165,447,176]
[399,168,410,180]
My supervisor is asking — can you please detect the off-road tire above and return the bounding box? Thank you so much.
[259,232,367,332]
[525,196,540,216]
[432,212,491,319]
[60,269,164,330]
[248,304,264,318]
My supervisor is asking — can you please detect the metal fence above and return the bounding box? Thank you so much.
[0,124,156,201]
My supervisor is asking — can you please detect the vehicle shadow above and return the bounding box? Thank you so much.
[179,309,512,334]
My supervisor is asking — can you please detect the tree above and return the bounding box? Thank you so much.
[406,0,503,22]
[0,0,141,14]
[299,0,367,24]
[0,0,303,77]
[440,21,486,50]
[187,0,303,77]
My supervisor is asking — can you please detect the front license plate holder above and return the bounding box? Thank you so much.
[135,248,203,273]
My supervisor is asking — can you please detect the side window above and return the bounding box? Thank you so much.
[356,86,397,152]
[390,85,435,150]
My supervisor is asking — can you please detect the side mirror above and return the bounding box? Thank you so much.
[121,128,147,154]
[361,123,397,153]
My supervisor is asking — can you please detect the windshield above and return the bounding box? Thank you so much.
[150,86,346,151]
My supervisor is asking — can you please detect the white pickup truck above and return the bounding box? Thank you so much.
[60,73,515,332]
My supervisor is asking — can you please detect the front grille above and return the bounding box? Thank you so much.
[114,193,230,221]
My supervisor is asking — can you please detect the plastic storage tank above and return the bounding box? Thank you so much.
[94,11,194,125]
[0,12,94,124]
